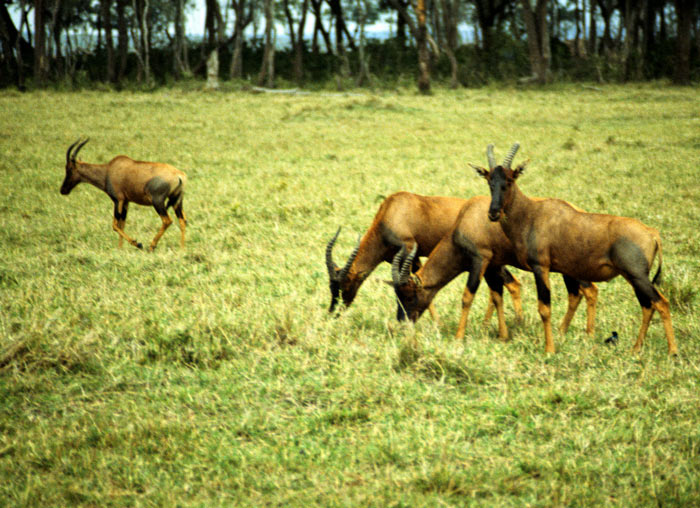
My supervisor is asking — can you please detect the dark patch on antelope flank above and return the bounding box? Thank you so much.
[145,177,171,215]
[452,230,482,294]
[105,175,118,202]
[452,230,479,262]
[378,222,406,251]
[609,237,662,308]
[609,235,663,307]
[526,229,540,271]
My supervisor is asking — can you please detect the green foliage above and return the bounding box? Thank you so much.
[0,85,699,506]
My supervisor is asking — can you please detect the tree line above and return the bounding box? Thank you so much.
[1,0,698,91]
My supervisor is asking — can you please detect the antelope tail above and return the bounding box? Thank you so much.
[651,235,663,286]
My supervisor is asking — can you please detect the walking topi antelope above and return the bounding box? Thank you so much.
[473,143,677,355]
[391,195,598,340]
[60,138,187,251]
[326,191,524,326]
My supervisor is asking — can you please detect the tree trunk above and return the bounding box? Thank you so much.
[174,0,190,78]
[1,0,33,88]
[203,0,218,71]
[16,0,29,89]
[329,0,350,79]
[101,0,115,82]
[395,0,408,48]
[206,48,219,89]
[436,0,459,88]
[596,0,614,56]
[283,0,308,85]
[229,0,251,78]
[34,0,47,85]
[520,0,551,84]
[620,0,645,81]
[415,0,430,93]
[139,0,151,83]
[673,0,693,85]
[574,0,581,57]
[257,0,275,87]
[116,0,127,82]
[587,0,596,56]
[310,0,332,54]
[355,0,371,87]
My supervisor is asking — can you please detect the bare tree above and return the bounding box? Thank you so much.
[101,0,115,82]
[329,0,351,79]
[520,0,551,83]
[309,0,332,54]
[130,0,152,83]
[174,0,190,78]
[230,0,253,79]
[472,0,509,68]
[116,0,128,82]
[673,0,694,84]
[355,0,371,86]
[588,0,597,56]
[415,0,430,92]
[283,0,309,84]
[435,0,459,88]
[257,0,275,87]
[34,0,47,85]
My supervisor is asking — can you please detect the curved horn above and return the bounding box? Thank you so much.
[338,235,361,282]
[391,248,405,287]
[502,143,520,169]
[72,138,90,162]
[326,227,341,280]
[487,144,497,170]
[66,139,82,165]
[399,244,418,284]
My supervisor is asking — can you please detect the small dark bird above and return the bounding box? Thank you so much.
[604,331,618,346]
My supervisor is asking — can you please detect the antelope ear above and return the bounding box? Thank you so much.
[470,163,490,179]
[512,160,529,180]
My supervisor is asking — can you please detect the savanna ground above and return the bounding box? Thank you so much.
[1,82,699,506]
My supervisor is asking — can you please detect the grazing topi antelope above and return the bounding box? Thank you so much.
[391,195,599,340]
[473,143,676,355]
[60,138,187,251]
[326,191,524,328]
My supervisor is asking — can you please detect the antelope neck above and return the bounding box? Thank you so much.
[77,162,110,192]
[499,184,529,235]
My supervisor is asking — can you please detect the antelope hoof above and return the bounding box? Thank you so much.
[135,242,143,250]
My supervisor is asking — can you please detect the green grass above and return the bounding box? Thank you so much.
[1,83,699,506]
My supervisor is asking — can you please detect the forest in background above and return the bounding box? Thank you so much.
[1,0,698,91]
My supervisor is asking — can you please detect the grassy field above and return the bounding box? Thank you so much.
[1,83,699,506]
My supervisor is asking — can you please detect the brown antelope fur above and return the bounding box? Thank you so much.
[60,138,187,251]
[473,143,677,355]
[392,195,598,341]
[326,191,523,327]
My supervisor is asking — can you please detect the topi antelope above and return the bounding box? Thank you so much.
[391,195,598,340]
[473,143,677,355]
[326,191,524,325]
[60,138,187,251]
